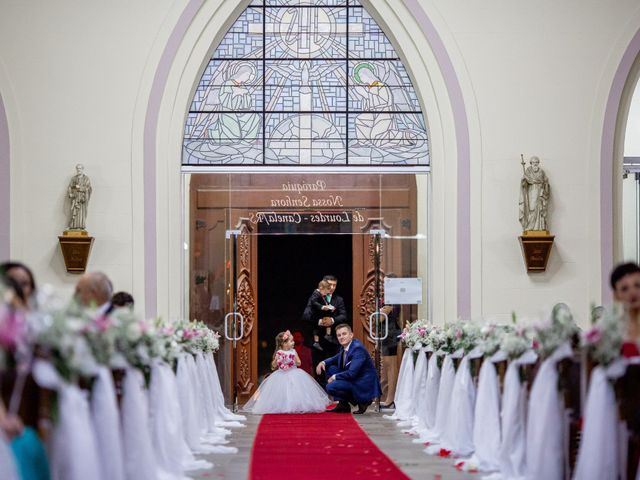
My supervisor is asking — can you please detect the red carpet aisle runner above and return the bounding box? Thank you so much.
[249,413,410,479]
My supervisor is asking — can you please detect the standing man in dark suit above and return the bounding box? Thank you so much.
[302,275,348,377]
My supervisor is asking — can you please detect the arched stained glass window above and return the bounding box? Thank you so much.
[182,0,429,167]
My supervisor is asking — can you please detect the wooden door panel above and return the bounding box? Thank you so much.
[232,216,258,402]
[191,173,418,403]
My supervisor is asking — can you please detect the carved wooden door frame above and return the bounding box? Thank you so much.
[229,216,258,404]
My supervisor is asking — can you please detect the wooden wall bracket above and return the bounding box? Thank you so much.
[58,231,94,274]
[519,230,554,273]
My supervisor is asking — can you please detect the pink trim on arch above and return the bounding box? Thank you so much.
[144,0,471,318]
[403,0,471,319]
[600,27,640,304]
[0,94,9,260]
[143,0,204,318]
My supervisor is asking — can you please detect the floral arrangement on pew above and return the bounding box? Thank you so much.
[0,285,222,385]
[581,305,624,366]
[398,319,432,350]
[529,303,580,359]
[500,324,533,360]
[446,321,482,355]
[174,319,220,354]
[478,323,514,357]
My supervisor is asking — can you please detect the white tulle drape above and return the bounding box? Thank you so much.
[149,361,212,477]
[186,355,238,453]
[525,342,573,480]
[496,350,538,480]
[177,355,216,454]
[430,353,458,444]
[203,352,246,422]
[572,359,628,480]
[26,348,242,480]
[91,366,125,480]
[32,360,102,480]
[386,348,415,421]
[121,367,158,480]
[441,348,482,457]
[468,350,505,472]
[408,350,428,425]
[412,351,441,444]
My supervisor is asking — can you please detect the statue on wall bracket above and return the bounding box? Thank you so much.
[518,155,554,272]
[58,164,94,273]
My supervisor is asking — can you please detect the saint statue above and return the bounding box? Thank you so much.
[67,164,92,231]
[519,155,550,231]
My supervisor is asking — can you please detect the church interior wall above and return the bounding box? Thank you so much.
[0,0,176,309]
[1,1,640,327]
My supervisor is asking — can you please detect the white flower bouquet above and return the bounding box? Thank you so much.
[33,299,100,382]
[478,323,513,357]
[530,303,579,359]
[175,319,221,354]
[398,319,430,349]
[445,320,481,354]
[581,305,624,366]
[501,326,533,360]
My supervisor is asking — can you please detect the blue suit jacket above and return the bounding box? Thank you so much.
[324,338,382,403]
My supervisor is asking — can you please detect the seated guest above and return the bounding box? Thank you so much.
[0,263,50,480]
[111,291,134,310]
[610,262,640,357]
[316,323,382,414]
[74,272,113,312]
[0,262,37,310]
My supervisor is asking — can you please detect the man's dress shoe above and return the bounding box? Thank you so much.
[327,401,351,413]
[353,401,372,415]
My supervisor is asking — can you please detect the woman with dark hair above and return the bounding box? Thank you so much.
[610,262,640,357]
[0,262,37,310]
[0,261,50,480]
[111,291,134,309]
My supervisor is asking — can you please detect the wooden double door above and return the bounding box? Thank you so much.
[189,173,418,404]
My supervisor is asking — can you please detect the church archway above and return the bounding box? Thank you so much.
[603,25,640,302]
[140,0,472,325]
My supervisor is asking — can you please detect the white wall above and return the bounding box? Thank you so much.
[427,0,640,323]
[0,0,176,311]
[1,0,640,326]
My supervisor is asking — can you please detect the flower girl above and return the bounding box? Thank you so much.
[243,330,329,414]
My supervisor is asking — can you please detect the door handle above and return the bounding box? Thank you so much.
[224,312,244,342]
[368,311,388,341]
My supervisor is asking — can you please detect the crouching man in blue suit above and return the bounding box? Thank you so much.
[315,323,382,414]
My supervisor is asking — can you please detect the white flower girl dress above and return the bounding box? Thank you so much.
[242,349,329,414]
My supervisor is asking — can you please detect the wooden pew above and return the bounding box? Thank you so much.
[615,363,640,480]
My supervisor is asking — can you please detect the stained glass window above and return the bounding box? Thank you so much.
[183,0,429,166]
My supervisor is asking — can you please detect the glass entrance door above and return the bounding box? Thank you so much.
[187,172,428,407]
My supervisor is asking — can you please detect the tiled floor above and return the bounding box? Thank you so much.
[189,411,476,479]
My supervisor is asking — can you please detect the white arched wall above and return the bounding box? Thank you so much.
[605,23,640,302]
[2,1,639,325]
[0,91,10,261]
[146,0,471,322]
